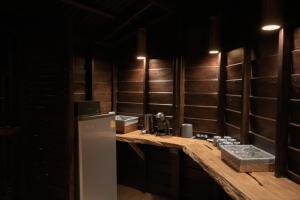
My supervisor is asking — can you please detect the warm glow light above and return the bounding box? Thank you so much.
[262,24,281,31]
[137,56,146,60]
[209,50,219,54]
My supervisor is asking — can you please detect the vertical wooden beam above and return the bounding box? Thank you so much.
[85,47,93,100]
[174,9,184,136]
[66,24,75,200]
[173,56,184,136]
[217,52,227,136]
[143,58,149,115]
[240,47,251,144]
[112,63,117,112]
[275,27,292,177]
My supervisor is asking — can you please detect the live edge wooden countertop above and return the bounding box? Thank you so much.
[116,131,300,200]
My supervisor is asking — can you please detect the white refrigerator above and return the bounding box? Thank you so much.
[77,114,117,200]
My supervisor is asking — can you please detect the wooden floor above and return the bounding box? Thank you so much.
[118,185,169,200]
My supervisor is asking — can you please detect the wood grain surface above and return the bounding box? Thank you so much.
[117,131,300,200]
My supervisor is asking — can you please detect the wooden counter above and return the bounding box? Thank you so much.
[117,131,300,200]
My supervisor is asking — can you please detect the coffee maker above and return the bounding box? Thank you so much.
[155,112,170,136]
[144,114,154,133]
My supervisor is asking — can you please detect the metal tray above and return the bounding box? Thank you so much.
[221,145,275,172]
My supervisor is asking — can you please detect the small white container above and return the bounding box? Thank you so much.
[181,123,193,138]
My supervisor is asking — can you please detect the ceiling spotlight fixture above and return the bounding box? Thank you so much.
[209,16,220,54]
[209,50,219,54]
[136,28,146,60]
[261,0,281,31]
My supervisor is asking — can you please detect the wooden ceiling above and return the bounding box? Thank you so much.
[2,0,298,49]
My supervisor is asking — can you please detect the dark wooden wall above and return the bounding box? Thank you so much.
[184,54,220,135]
[224,49,244,140]
[117,59,145,126]
[148,59,174,128]
[22,18,71,200]
[287,27,300,183]
[250,32,280,155]
[72,40,87,102]
[92,48,113,113]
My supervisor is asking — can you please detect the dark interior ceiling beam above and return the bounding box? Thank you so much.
[61,0,115,19]
[102,3,153,41]
[104,13,171,47]
[146,0,176,12]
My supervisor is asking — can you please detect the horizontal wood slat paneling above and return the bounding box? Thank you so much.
[118,92,143,103]
[225,109,241,127]
[185,54,220,135]
[184,118,217,134]
[147,59,174,130]
[226,80,242,95]
[249,32,279,155]
[117,102,143,114]
[184,106,217,119]
[250,97,277,119]
[251,77,278,97]
[249,132,275,155]
[185,80,219,93]
[225,123,240,140]
[149,68,173,81]
[148,93,173,104]
[93,49,113,113]
[287,147,300,175]
[226,64,242,80]
[117,59,144,123]
[292,50,300,74]
[250,114,276,140]
[118,69,144,82]
[225,49,243,137]
[149,81,173,92]
[149,59,172,69]
[288,123,300,149]
[290,100,300,124]
[291,75,300,99]
[252,55,279,77]
[185,93,218,106]
[118,82,144,92]
[226,95,242,111]
[185,66,219,80]
[227,48,244,65]
[148,104,173,116]
[288,29,300,183]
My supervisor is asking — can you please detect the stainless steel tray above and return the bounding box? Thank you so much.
[221,145,275,172]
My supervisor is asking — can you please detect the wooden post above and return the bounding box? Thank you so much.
[112,63,117,112]
[143,58,149,115]
[217,52,227,136]
[173,56,185,136]
[240,47,251,144]
[85,46,93,100]
[275,27,292,177]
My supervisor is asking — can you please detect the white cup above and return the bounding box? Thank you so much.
[181,123,193,138]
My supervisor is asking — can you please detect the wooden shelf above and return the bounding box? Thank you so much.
[117,131,300,200]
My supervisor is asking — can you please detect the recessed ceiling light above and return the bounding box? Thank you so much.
[136,56,146,60]
[209,50,219,54]
[262,24,281,31]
